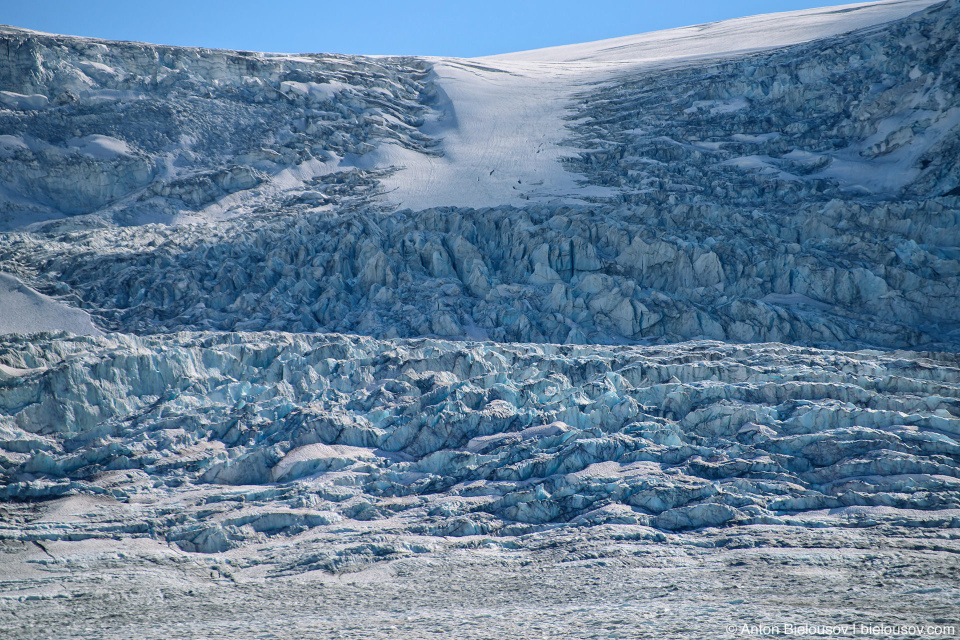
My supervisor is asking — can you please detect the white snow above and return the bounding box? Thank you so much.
[0,90,48,110]
[278,80,345,102]
[372,59,616,210]
[0,272,102,336]
[67,134,132,160]
[731,132,781,143]
[721,155,800,181]
[815,106,960,194]
[684,98,750,115]
[77,60,120,82]
[374,0,940,211]
[483,0,940,64]
[0,134,27,151]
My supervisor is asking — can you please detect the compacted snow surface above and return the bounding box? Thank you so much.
[0,272,101,337]
[1,1,959,638]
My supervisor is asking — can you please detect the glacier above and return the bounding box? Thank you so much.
[1,1,959,638]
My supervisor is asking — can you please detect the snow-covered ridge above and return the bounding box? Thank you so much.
[362,0,948,212]
[485,0,940,64]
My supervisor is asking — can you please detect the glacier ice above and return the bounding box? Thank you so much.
[1,1,959,636]
[1,2,959,350]
[1,331,957,549]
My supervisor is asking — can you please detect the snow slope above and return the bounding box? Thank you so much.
[486,0,940,64]
[0,272,101,336]
[377,0,942,211]
[372,59,616,210]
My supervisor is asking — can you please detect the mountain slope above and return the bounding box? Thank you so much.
[1,1,959,351]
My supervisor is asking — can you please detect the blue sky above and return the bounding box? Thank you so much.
[4,0,859,57]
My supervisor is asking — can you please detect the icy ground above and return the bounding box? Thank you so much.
[1,0,959,637]
[2,532,958,639]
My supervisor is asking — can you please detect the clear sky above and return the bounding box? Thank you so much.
[3,0,870,57]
